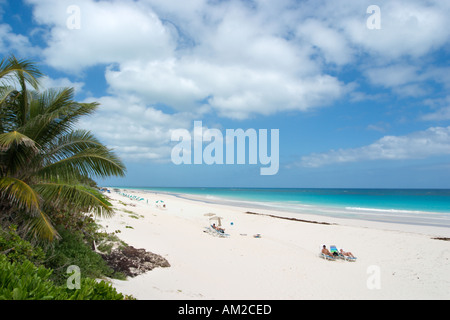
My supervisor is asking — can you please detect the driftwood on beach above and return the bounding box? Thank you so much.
[244,211,335,225]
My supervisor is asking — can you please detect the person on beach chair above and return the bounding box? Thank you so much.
[339,248,357,261]
[212,223,225,233]
[322,245,331,255]
[321,245,335,259]
[339,248,355,258]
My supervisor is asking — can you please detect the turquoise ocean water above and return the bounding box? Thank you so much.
[118,187,450,228]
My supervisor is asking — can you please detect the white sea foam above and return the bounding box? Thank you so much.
[344,207,437,215]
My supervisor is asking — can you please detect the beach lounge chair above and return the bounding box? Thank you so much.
[319,245,336,261]
[203,215,229,238]
[338,248,357,262]
[330,245,339,257]
[320,252,336,260]
[204,225,229,238]
[343,255,357,262]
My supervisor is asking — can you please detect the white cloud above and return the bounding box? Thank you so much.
[421,96,450,121]
[0,24,35,56]
[365,65,420,88]
[24,0,351,120]
[104,59,206,112]
[106,58,347,119]
[364,63,450,98]
[19,0,450,163]
[293,0,450,97]
[296,19,353,65]
[300,126,450,167]
[77,94,195,162]
[26,0,175,72]
[340,1,450,60]
[39,76,85,95]
[24,0,450,117]
[98,0,348,119]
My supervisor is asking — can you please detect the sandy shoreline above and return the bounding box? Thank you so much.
[97,188,450,300]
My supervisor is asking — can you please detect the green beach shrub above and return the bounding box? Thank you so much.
[0,255,127,300]
[44,227,120,284]
[63,278,127,300]
[0,255,58,300]
[96,231,127,254]
[0,225,45,265]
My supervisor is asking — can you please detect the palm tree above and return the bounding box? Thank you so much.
[0,55,126,242]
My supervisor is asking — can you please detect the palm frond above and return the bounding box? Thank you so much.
[38,146,126,180]
[0,131,40,176]
[44,129,105,161]
[0,87,21,133]
[0,177,41,213]
[0,130,39,152]
[0,56,42,90]
[25,210,60,242]
[45,101,99,139]
[0,85,16,105]
[33,182,115,218]
[0,55,126,242]
[22,89,99,145]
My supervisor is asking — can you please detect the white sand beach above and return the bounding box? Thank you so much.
[98,189,450,300]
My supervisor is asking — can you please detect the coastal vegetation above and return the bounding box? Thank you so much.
[0,55,130,300]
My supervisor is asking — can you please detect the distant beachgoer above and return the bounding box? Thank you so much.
[212,223,225,233]
[340,249,355,258]
[322,245,332,257]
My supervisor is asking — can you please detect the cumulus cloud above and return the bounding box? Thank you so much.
[106,58,347,119]
[24,0,350,120]
[365,65,420,88]
[26,0,175,72]
[77,95,195,162]
[0,24,35,56]
[23,0,450,118]
[300,126,450,167]
[421,96,450,121]
[13,0,449,164]
[296,19,353,65]
[293,0,450,99]
[338,1,450,60]
[39,76,85,95]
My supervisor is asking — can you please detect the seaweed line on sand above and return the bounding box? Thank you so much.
[244,211,335,225]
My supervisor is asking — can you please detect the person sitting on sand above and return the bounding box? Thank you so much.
[339,249,355,258]
[322,245,333,257]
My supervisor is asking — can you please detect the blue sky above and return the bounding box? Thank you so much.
[1,0,450,188]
